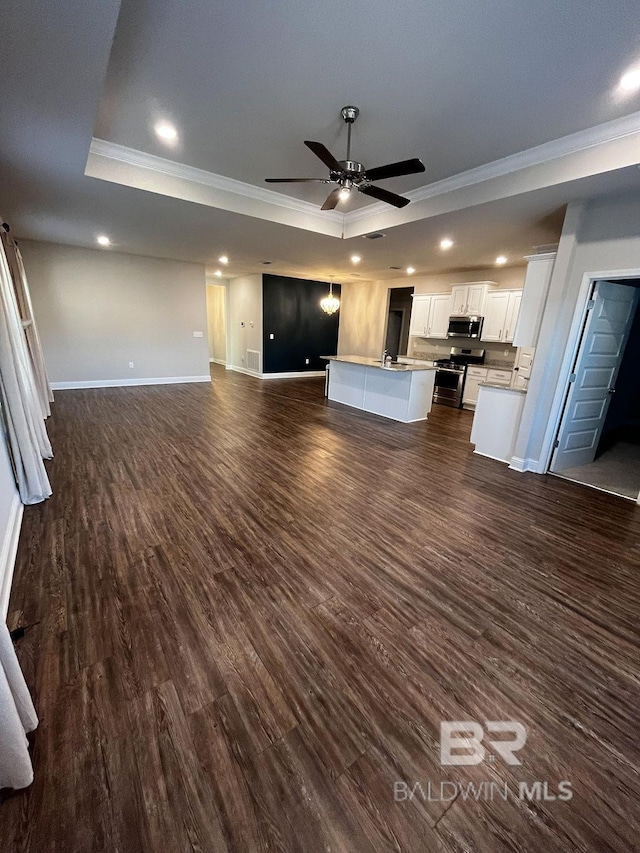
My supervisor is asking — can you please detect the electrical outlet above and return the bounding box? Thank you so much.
[305,358,310,365]
[129,362,134,369]
[269,333,275,340]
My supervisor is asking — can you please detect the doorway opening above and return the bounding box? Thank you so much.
[206,282,227,367]
[384,287,414,359]
[549,277,640,501]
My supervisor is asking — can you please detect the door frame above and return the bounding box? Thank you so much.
[539,266,640,480]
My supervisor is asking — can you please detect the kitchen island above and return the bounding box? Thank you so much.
[324,355,436,423]
[470,382,527,463]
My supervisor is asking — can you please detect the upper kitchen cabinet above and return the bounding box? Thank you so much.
[409,293,451,338]
[451,282,496,316]
[482,290,522,342]
[512,253,557,348]
[409,294,431,337]
[429,294,452,338]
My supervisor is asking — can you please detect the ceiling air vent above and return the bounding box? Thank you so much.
[364,232,386,240]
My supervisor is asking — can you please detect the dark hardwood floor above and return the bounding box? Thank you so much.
[2,364,640,852]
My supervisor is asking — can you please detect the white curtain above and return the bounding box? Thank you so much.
[0,622,38,789]
[0,231,52,504]
[1,231,53,418]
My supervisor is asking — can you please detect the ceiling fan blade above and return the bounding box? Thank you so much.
[359,185,410,208]
[265,178,328,183]
[304,140,343,173]
[321,187,342,211]
[364,158,425,182]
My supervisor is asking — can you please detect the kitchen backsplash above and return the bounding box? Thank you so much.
[408,338,517,368]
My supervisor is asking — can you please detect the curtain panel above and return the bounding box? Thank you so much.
[0,232,52,504]
[0,622,38,789]
[1,231,53,418]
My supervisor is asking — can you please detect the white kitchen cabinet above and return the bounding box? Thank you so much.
[482,291,510,341]
[512,253,556,348]
[409,293,451,338]
[409,295,431,337]
[511,347,535,389]
[481,290,522,343]
[462,366,487,408]
[504,292,521,343]
[450,282,495,316]
[486,369,512,385]
[428,294,452,338]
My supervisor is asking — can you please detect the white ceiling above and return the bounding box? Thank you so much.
[3,0,640,281]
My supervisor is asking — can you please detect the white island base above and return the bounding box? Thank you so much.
[470,383,526,463]
[325,356,436,423]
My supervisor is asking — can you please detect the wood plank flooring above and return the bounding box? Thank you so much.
[2,364,640,852]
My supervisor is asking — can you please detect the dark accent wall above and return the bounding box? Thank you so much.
[262,274,340,374]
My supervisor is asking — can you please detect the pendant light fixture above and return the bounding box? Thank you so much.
[320,276,340,315]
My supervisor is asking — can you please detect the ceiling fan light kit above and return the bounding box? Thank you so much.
[265,106,425,211]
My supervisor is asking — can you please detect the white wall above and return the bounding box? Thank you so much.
[514,194,640,470]
[227,275,263,372]
[20,240,209,386]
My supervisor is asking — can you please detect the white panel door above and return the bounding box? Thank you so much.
[550,281,639,472]
[409,296,431,337]
[482,292,510,341]
[504,292,522,342]
[428,294,452,338]
[466,285,486,316]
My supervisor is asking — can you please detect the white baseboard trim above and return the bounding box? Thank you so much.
[473,449,510,465]
[0,494,24,620]
[261,371,326,379]
[50,375,212,390]
[226,365,261,378]
[226,366,325,380]
[209,358,226,365]
[509,456,541,473]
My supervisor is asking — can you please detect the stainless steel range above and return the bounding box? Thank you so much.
[433,347,485,408]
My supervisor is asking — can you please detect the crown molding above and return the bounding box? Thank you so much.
[86,138,345,237]
[87,110,640,240]
[345,110,640,227]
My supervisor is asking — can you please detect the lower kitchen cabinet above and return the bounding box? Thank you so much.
[464,367,512,408]
[463,366,487,408]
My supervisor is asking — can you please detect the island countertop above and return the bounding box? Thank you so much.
[322,355,436,372]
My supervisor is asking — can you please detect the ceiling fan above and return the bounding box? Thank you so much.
[265,106,425,211]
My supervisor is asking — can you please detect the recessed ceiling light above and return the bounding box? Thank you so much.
[350,254,361,264]
[214,270,222,277]
[218,255,229,264]
[440,238,454,250]
[154,121,178,142]
[496,255,508,265]
[619,67,640,93]
[406,266,416,275]
[96,235,110,247]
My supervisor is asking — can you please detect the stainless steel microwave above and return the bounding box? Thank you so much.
[447,315,484,339]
